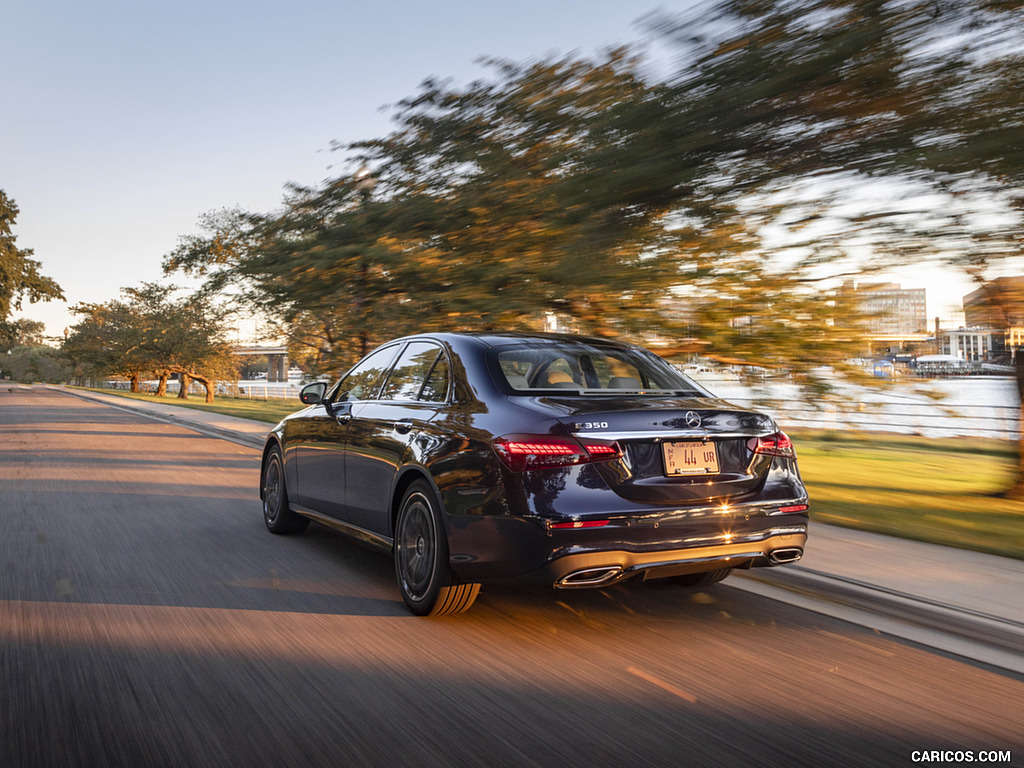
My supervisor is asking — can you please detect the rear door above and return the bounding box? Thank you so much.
[291,344,401,518]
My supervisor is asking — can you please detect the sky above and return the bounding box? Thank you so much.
[4,0,973,344]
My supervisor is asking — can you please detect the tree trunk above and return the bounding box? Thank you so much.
[189,373,216,403]
[129,373,140,393]
[155,373,169,397]
[178,373,190,400]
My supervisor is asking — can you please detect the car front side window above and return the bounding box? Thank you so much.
[335,345,401,402]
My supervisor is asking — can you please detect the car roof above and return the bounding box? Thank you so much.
[398,331,636,350]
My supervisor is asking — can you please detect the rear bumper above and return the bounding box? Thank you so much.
[546,526,807,588]
[446,505,809,586]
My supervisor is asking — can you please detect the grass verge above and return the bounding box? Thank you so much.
[72,388,1024,560]
[75,387,300,424]
[790,429,1023,561]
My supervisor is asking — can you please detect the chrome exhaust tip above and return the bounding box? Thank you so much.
[767,547,803,565]
[555,566,623,589]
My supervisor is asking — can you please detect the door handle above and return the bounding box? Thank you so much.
[336,413,352,425]
[394,419,413,434]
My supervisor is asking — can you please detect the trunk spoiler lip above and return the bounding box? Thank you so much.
[570,429,776,441]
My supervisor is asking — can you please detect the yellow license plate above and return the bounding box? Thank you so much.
[663,441,720,476]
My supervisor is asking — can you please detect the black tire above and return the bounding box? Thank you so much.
[672,567,732,587]
[262,446,309,534]
[394,481,480,616]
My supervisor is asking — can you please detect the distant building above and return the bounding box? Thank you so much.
[940,328,1006,362]
[960,276,1024,361]
[963,276,1024,327]
[849,281,928,335]
[841,281,931,357]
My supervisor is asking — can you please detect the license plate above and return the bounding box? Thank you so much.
[663,441,720,476]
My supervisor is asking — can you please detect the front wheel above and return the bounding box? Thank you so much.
[394,481,479,616]
[262,446,309,534]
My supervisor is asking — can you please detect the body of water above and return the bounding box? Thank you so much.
[705,376,1019,440]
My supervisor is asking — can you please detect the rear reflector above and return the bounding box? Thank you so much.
[493,434,621,472]
[549,520,610,529]
[748,431,796,459]
[778,504,809,514]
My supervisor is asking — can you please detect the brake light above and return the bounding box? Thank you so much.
[493,434,622,472]
[748,431,796,458]
[779,504,808,514]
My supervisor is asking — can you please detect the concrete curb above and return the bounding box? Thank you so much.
[732,567,1024,676]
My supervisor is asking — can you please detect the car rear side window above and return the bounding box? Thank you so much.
[379,342,443,401]
[419,355,450,402]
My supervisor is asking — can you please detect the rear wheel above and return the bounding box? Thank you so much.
[262,447,309,534]
[394,481,480,616]
[672,567,732,587]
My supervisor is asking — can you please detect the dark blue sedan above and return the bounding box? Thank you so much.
[260,332,809,615]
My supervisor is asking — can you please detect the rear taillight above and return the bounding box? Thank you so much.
[493,434,622,472]
[748,431,796,459]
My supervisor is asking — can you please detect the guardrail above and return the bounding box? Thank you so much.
[103,380,304,400]
[725,398,1020,440]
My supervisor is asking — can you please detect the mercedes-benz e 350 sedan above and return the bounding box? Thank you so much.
[260,332,809,615]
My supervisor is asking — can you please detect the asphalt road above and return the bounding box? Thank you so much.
[2,388,1022,768]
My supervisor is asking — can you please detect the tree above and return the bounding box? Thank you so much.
[0,318,46,349]
[163,202,401,374]
[648,0,1024,487]
[346,47,874,382]
[64,284,237,402]
[63,300,151,390]
[644,0,1024,267]
[348,51,681,338]
[165,50,870,380]
[124,284,237,403]
[0,190,64,322]
[1,345,70,384]
[163,0,1023,427]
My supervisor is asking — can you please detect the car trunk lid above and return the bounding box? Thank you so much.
[544,396,778,504]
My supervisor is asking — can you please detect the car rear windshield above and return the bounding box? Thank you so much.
[493,342,708,396]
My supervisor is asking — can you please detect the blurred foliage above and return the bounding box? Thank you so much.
[63,284,237,402]
[164,0,1023,396]
[0,317,46,349]
[0,190,63,323]
[1,345,70,384]
[650,0,1024,269]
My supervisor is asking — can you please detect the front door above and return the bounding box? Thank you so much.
[344,342,450,535]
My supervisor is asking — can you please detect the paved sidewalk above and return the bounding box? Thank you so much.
[53,385,1024,671]
[57,385,268,448]
[796,524,1024,625]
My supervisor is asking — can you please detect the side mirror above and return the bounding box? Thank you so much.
[299,382,328,405]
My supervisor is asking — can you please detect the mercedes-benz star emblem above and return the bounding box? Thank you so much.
[685,411,702,428]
